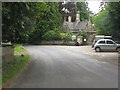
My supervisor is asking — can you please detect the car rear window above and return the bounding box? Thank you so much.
[98,40,105,44]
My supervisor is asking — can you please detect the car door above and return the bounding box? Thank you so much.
[97,40,106,50]
[106,40,116,51]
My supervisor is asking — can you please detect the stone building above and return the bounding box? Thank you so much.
[61,11,96,44]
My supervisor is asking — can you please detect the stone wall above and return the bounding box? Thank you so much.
[41,41,75,46]
[2,44,15,65]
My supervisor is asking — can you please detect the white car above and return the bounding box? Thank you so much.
[93,39,120,52]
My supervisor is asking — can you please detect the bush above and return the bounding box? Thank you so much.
[42,30,62,41]
[42,29,73,41]
[61,32,72,42]
[78,31,88,38]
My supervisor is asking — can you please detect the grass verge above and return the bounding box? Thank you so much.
[2,45,30,86]
[14,44,26,53]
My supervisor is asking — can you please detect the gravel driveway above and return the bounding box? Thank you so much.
[56,45,119,65]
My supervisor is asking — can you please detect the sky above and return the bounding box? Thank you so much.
[87,1,102,14]
[62,0,102,14]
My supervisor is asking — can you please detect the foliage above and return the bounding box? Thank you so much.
[92,2,120,40]
[78,31,88,39]
[2,2,32,43]
[107,2,120,39]
[28,2,62,43]
[2,2,62,44]
[59,2,90,22]
[14,44,26,53]
[76,2,90,21]
[42,30,72,41]
[61,32,72,41]
[59,2,76,22]
[92,8,111,35]
[42,29,62,41]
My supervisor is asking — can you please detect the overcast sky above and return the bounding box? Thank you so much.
[87,1,102,14]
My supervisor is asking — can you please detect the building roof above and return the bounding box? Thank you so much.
[66,21,88,31]
[62,19,95,33]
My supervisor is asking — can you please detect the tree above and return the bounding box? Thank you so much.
[59,2,76,22]
[107,2,120,39]
[2,2,62,43]
[2,2,32,43]
[92,8,111,35]
[28,2,62,43]
[92,2,120,40]
[76,2,90,21]
[42,29,62,41]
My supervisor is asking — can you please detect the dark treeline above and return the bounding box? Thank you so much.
[92,2,120,40]
[2,2,90,44]
[3,2,119,44]
[2,2,62,44]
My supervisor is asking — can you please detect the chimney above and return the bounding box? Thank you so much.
[68,16,71,22]
[76,11,80,22]
[64,17,66,22]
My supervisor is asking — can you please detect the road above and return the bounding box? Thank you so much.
[11,45,118,88]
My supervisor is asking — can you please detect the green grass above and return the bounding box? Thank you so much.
[2,45,30,85]
[2,55,29,84]
[14,44,26,53]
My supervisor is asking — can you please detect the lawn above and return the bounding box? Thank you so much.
[2,45,30,85]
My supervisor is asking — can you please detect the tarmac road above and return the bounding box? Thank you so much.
[11,45,118,88]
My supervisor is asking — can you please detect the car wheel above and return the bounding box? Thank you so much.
[95,47,101,52]
[116,47,120,52]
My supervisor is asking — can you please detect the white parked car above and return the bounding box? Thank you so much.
[93,39,120,52]
[92,35,112,48]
